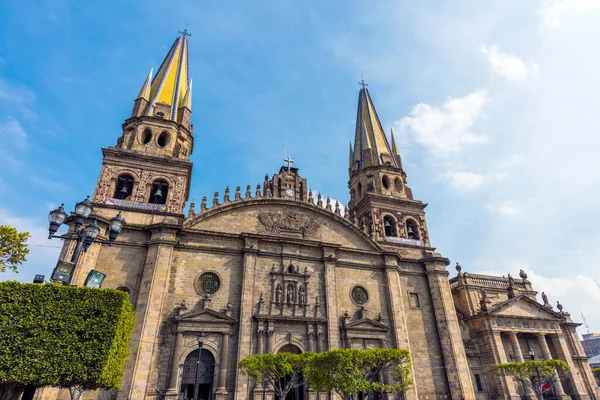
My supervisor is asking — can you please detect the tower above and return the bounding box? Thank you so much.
[92,32,193,214]
[347,84,431,247]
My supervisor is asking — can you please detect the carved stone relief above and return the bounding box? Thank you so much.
[258,211,320,238]
[93,166,117,203]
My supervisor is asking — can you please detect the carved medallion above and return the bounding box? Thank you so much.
[258,211,320,238]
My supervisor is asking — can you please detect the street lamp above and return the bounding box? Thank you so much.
[47,196,125,284]
[193,331,206,400]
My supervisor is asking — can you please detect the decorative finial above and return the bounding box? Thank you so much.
[317,193,323,207]
[326,197,332,211]
[358,76,368,89]
[256,183,262,198]
[308,189,314,203]
[556,301,564,312]
[245,184,252,199]
[201,195,207,211]
[187,200,195,217]
[224,186,230,202]
[235,185,241,200]
[455,262,462,274]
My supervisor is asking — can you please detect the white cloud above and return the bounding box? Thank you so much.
[538,0,600,27]
[486,200,525,219]
[480,45,538,81]
[0,116,28,149]
[442,170,508,192]
[499,154,526,168]
[396,91,488,158]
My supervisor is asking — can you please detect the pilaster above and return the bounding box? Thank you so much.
[323,246,341,350]
[234,237,259,400]
[121,227,178,400]
[490,332,520,400]
[424,258,476,400]
[554,333,591,400]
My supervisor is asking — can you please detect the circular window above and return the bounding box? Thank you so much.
[197,272,221,295]
[394,177,403,192]
[141,129,152,144]
[157,132,169,147]
[351,286,369,305]
[382,175,390,189]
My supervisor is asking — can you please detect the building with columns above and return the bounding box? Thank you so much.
[37,33,598,400]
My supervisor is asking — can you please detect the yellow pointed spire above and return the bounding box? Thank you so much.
[146,31,190,122]
[390,128,403,169]
[179,79,192,111]
[136,68,153,101]
[351,85,397,170]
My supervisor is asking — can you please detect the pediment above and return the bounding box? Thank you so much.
[184,199,380,251]
[344,318,389,332]
[176,308,236,324]
[488,296,564,320]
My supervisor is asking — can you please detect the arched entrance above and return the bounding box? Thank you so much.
[278,344,305,400]
[180,349,215,400]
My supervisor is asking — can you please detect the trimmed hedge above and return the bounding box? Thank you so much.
[0,281,135,390]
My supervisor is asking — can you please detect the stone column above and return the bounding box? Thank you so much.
[316,331,323,353]
[307,331,314,352]
[216,332,230,397]
[536,333,567,398]
[267,329,275,354]
[257,329,265,355]
[424,259,476,400]
[323,247,341,350]
[490,332,520,399]
[553,332,589,399]
[507,332,535,399]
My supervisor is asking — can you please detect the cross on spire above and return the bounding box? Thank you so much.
[284,155,295,170]
[358,76,368,89]
[179,25,191,38]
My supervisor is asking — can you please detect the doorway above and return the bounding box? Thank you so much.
[180,349,215,400]
[278,344,305,400]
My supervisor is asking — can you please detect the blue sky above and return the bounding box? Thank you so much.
[1,0,600,331]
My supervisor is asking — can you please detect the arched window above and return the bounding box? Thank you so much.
[382,175,390,190]
[157,132,169,147]
[141,129,152,144]
[406,219,419,240]
[114,174,134,200]
[357,182,363,196]
[383,216,397,237]
[149,179,169,205]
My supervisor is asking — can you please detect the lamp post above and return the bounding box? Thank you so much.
[47,196,125,284]
[193,331,205,400]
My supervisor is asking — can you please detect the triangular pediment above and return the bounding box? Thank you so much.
[488,295,564,320]
[176,308,236,324]
[344,318,388,332]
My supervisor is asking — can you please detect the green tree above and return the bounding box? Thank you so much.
[304,348,413,400]
[239,352,313,400]
[0,225,30,273]
[0,281,135,400]
[495,360,570,400]
[593,368,600,382]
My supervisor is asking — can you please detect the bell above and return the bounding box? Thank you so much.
[153,188,163,198]
[119,185,129,195]
[384,219,392,228]
[407,225,415,234]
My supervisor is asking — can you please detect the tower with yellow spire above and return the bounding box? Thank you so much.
[92,31,194,214]
[347,84,430,247]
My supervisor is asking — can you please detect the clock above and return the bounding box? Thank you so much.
[285,188,295,198]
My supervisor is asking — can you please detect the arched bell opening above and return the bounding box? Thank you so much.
[405,219,419,240]
[114,174,135,200]
[180,349,215,400]
[277,344,305,400]
[149,179,169,205]
[383,216,397,237]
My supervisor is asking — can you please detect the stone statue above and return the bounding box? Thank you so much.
[275,284,282,303]
[541,292,549,306]
[507,274,515,288]
[519,269,528,280]
[556,300,564,312]
[298,286,305,305]
[287,285,294,305]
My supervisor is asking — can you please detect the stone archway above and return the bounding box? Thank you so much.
[278,344,305,400]
[180,349,215,400]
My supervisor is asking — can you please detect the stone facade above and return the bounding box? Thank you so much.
[35,35,599,400]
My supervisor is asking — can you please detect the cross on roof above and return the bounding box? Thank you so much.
[179,27,192,38]
[284,156,295,170]
[358,76,368,89]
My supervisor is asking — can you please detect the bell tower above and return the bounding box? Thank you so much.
[92,31,194,214]
[347,83,431,247]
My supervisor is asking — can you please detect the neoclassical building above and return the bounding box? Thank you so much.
[39,33,598,400]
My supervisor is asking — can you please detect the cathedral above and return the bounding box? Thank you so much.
[41,32,598,400]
